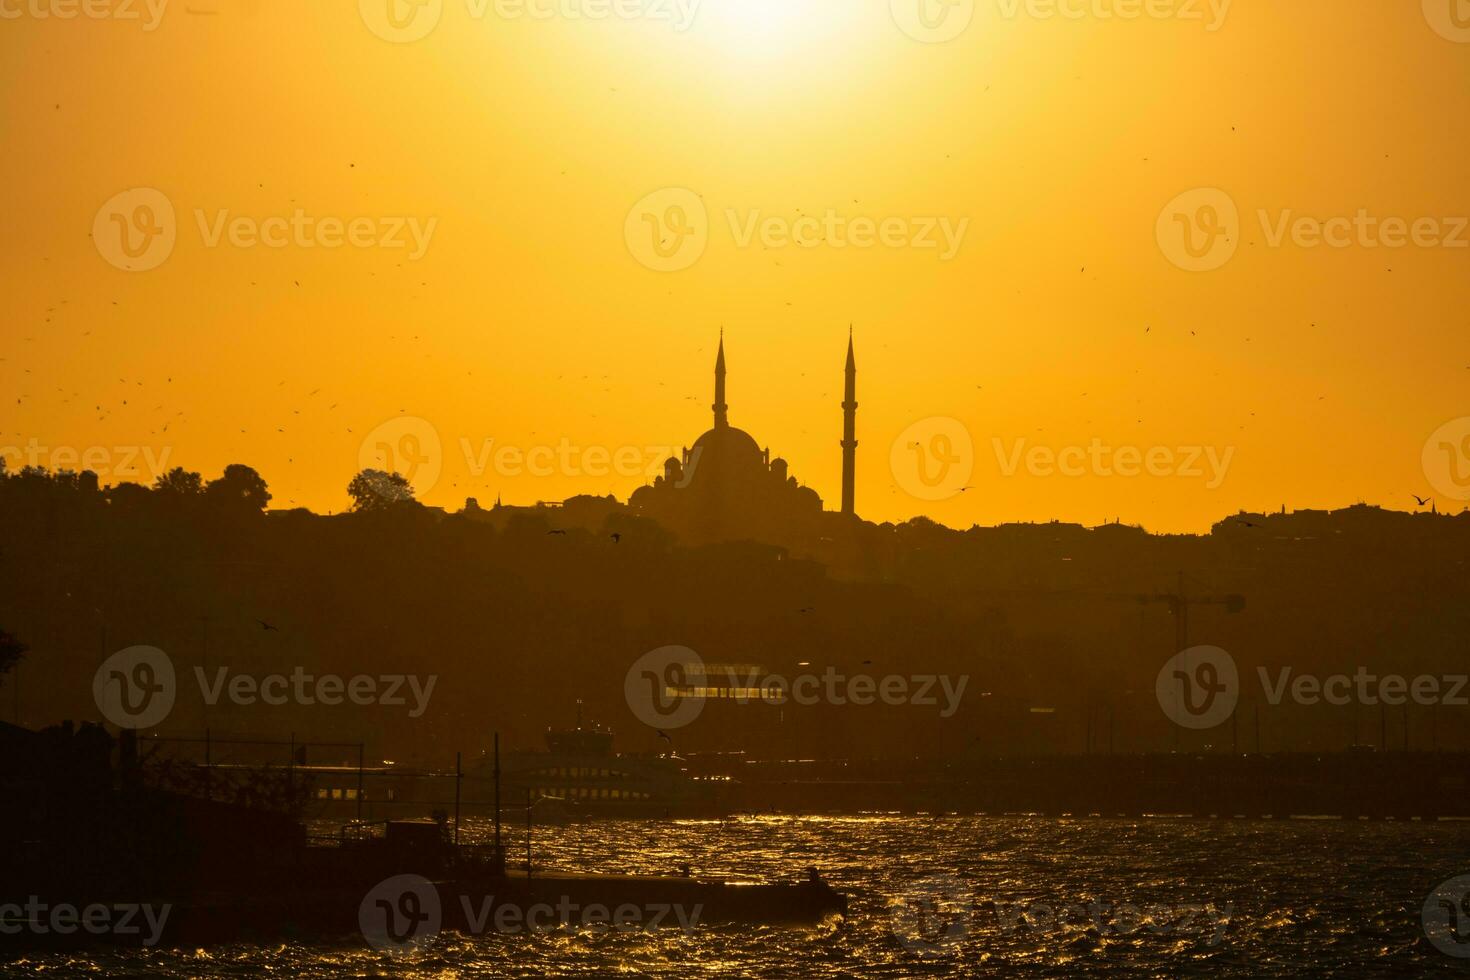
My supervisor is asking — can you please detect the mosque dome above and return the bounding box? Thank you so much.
[690,424,764,468]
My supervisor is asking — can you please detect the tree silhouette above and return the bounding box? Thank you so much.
[347,468,416,511]
[0,629,27,677]
[153,466,204,495]
[205,464,271,512]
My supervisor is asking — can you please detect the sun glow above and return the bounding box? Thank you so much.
[698,0,839,58]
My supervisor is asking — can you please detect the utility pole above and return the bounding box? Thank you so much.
[454,752,462,846]
[494,732,503,866]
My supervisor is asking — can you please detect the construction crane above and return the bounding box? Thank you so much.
[1113,570,1246,654]
[1111,571,1246,749]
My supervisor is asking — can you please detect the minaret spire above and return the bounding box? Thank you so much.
[712,329,728,428]
[841,326,857,517]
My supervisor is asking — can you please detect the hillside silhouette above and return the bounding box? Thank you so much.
[2,460,1469,764]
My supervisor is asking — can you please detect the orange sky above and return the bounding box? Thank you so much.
[3,0,1469,531]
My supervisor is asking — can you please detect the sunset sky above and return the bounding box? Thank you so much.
[4,0,1469,532]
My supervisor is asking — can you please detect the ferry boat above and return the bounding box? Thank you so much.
[481,719,731,819]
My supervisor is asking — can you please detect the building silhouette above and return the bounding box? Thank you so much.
[629,334,856,542]
[841,329,857,517]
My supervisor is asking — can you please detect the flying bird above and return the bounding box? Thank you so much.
[255,619,279,631]
[1413,495,1431,507]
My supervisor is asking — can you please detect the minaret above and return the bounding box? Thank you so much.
[841,329,857,516]
[712,330,728,428]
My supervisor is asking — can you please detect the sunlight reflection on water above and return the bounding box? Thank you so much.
[6,815,1470,977]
